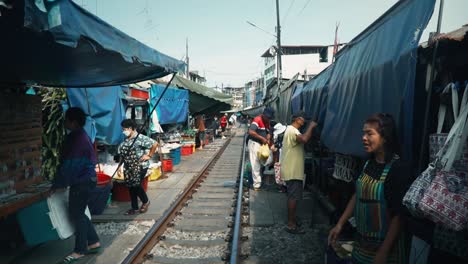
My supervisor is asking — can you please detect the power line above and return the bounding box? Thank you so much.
[246,21,277,38]
[282,0,296,24]
[298,0,312,16]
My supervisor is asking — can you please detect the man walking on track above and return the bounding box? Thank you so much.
[248,107,275,190]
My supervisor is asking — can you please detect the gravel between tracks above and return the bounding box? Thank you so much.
[242,222,330,264]
[94,220,155,236]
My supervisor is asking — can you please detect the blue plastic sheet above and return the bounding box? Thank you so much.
[66,87,126,145]
[307,0,436,159]
[0,0,185,87]
[302,66,333,127]
[150,84,189,125]
[291,83,303,115]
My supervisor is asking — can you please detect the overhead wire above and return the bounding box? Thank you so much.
[282,0,296,25]
[298,0,312,16]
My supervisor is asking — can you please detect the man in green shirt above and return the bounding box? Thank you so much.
[281,111,317,234]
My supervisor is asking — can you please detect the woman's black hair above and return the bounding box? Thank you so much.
[121,119,137,130]
[65,107,86,127]
[365,113,400,161]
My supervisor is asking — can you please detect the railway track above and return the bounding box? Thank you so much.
[123,129,247,264]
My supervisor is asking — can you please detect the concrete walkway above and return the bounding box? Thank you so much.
[249,170,329,227]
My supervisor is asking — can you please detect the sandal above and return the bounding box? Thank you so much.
[140,201,151,213]
[124,209,139,215]
[63,254,85,263]
[87,246,101,254]
[284,226,305,234]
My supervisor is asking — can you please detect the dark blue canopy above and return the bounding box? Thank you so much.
[0,0,185,87]
[67,86,126,145]
[302,65,333,126]
[298,0,435,160]
[291,83,303,115]
[150,84,189,125]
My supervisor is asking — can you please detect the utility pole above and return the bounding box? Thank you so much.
[418,0,445,172]
[186,38,190,79]
[275,0,283,92]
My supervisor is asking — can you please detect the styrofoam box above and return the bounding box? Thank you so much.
[17,190,91,246]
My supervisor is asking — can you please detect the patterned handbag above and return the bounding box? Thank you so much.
[429,83,468,170]
[418,171,468,230]
[402,163,437,217]
[417,87,468,230]
[404,84,468,220]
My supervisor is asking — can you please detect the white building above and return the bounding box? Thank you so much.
[222,86,245,109]
[244,77,264,108]
[261,44,345,87]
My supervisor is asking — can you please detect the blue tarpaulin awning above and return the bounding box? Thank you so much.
[298,0,435,160]
[149,84,189,125]
[301,66,333,125]
[66,87,126,145]
[0,0,185,87]
[291,83,303,115]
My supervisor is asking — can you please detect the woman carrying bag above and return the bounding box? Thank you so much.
[328,113,411,264]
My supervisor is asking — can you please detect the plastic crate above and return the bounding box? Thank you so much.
[170,147,181,165]
[181,145,192,156]
[162,159,173,172]
[17,191,91,246]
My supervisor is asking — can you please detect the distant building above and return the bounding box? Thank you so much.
[188,71,206,85]
[261,44,345,87]
[244,76,264,108]
[222,86,244,109]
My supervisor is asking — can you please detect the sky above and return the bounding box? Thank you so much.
[74,0,467,87]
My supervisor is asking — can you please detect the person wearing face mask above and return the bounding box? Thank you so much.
[328,113,411,264]
[118,119,158,215]
[51,107,101,263]
[280,111,317,234]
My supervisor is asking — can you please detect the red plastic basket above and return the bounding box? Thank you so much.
[112,177,148,202]
[181,145,192,156]
[162,159,173,172]
[97,172,111,186]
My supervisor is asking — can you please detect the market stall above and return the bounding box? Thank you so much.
[0,0,185,249]
[170,75,233,115]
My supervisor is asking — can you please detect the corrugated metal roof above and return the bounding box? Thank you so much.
[434,24,468,41]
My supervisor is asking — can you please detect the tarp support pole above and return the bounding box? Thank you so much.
[417,0,444,173]
[110,73,177,179]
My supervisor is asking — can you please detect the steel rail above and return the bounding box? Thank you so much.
[122,136,233,264]
[229,132,247,263]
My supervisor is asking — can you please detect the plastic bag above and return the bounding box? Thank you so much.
[259,150,273,167]
[257,144,270,160]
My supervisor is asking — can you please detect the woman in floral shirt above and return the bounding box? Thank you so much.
[119,119,158,215]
